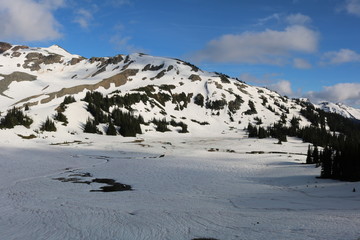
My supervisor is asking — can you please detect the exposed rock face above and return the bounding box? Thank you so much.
[11,52,22,58]
[0,42,12,54]
[142,63,165,71]
[70,57,85,65]
[89,57,105,64]
[11,45,29,51]
[16,69,138,106]
[107,54,124,65]
[23,52,63,71]
[189,74,201,82]
[89,55,125,77]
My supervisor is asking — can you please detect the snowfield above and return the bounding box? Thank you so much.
[0,131,359,240]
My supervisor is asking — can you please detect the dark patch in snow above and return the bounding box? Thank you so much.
[142,63,165,71]
[91,178,132,192]
[53,171,132,192]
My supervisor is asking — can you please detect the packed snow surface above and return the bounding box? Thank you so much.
[0,131,359,240]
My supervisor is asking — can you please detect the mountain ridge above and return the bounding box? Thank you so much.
[0,42,359,137]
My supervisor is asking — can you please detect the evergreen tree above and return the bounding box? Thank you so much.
[320,146,332,178]
[106,122,117,136]
[63,95,76,104]
[258,127,268,139]
[306,145,313,164]
[111,108,142,137]
[170,119,188,133]
[153,118,170,132]
[54,111,68,125]
[83,118,100,134]
[0,107,33,129]
[247,123,258,138]
[289,116,300,136]
[40,117,57,132]
[313,146,319,166]
[277,134,287,144]
[244,100,257,115]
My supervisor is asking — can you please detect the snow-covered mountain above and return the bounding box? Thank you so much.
[317,102,360,120]
[0,42,359,136]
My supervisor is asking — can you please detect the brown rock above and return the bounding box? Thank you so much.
[0,42,12,54]
[12,45,29,51]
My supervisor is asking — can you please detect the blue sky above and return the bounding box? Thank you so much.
[1,0,360,107]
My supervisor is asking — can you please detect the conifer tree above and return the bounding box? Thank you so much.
[313,146,319,166]
[320,146,332,178]
[306,145,313,164]
[54,111,68,125]
[106,122,117,136]
[40,117,57,132]
[83,118,100,134]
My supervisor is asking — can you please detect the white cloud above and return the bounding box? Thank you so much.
[344,0,360,17]
[306,83,360,107]
[321,48,360,65]
[239,73,297,97]
[0,0,64,41]
[106,0,131,7]
[40,0,65,9]
[293,58,312,69]
[268,80,294,96]
[256,13,281,26]
[191,25,319,65]
[285,13,312,25]
[110,33,144,54]
[74,8,94,29]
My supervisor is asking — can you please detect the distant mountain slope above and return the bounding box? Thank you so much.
[317,102,360,120]
[0,42,359,136]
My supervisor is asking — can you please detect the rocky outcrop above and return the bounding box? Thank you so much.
[11,45,29,51]
[189,74,201,82]
[107,54,124,65]
[142,63,165,71]
[70,57,86,65]
[16,69,138,106]
[0,42,12,54]
[90,54,125,77]
[11,52,22,58]
[23,52,64,71]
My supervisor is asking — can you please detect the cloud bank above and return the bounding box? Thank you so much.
[268,80,294,96]
[0,0,64,41]
[293,58,312,69]
[191,15,318,65]
[321,49,360,65]
[344,0,360,17]
[306,83,360,107]
[239,73,295,97]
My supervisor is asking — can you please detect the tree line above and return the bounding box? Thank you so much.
[247,102,360,181]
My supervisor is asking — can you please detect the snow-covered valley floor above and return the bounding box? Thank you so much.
[0,132,359,240]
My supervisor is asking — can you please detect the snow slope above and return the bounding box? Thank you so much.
[317,101,360,120]
[0,132,359,240]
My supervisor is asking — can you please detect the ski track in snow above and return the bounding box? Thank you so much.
[0,136,359,240]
